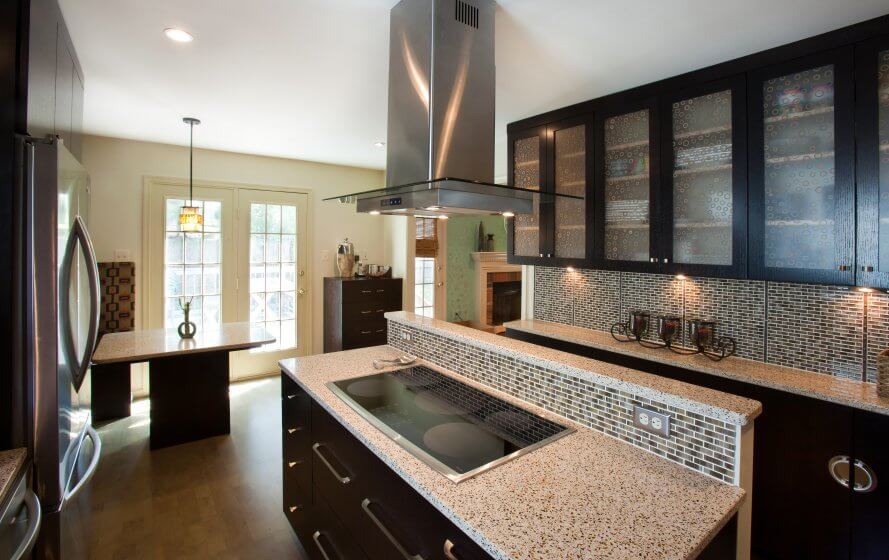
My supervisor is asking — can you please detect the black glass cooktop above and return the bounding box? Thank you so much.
[327,366,573,482]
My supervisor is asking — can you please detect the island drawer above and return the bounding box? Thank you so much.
[290,491,369,560]
[311,400,495,560]
[282,374,312,496]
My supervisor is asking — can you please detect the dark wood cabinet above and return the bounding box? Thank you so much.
[855,35,889,289]
[506,14,889,286]
[323,277,402,353]
[507,116,592,268]
[281,372,495,560]
[851,410,889,560]
[748,47,856,285]
[26,0,85,160]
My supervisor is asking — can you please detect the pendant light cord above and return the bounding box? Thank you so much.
[188,119,194,205]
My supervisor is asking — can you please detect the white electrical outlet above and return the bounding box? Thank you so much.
[400,331,412,342]
[633,405,670,437]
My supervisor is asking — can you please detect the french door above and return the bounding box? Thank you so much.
[145,179,309,382]
[231,189,309,378]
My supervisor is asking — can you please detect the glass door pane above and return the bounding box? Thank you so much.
[513,135,542,257]
[878,49,889,272]
[164,198,223,332]
[762,65,837,269]
[553,124,586,259]
[672,90,733,265]
[604,109,651,262]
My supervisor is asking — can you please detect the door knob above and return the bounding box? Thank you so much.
[298,270,305,277]
[298,288,306,295]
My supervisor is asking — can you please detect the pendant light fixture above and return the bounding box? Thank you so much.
[179,117,203,232]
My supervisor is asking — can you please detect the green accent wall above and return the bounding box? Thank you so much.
[445,216,507,322]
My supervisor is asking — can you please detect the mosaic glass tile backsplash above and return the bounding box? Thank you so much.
[533,266,883,382]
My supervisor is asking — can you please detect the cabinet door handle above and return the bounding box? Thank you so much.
[361,310,372,314]
[361,330,372,334]
[286,394,298,400]
[838,265,850,271]
[539,253,544,258]
[376,329,385,333]
[288,505,302,513]
[852,459,878,493]
[862,265,875,272]
[287,461,301,468]
[361,289,372,293]
[829,455,852,488]
[287,427,303,434]
[444,539,460,560]
[361,499,424,560]
[312,443,351,484]
[376,289,386,293]
[312,531,335,560]
[663,258,670,264]
[376,309,385,313]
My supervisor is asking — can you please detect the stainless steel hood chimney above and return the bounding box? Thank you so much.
[325,0,578,216]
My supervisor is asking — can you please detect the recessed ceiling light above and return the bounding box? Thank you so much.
[374,141,386,148]
[164,28,194,43]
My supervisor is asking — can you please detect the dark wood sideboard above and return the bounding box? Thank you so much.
[323,277,402,353]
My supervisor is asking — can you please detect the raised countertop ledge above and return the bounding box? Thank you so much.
[505,319,889,417]
[386,311,761,426]
[92,322,275,364]
[0,448,27,505]
[279,347,745,560]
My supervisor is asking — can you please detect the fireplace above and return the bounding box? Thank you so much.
[492,280,522,325]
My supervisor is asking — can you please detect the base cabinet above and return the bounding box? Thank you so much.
[281,372,494,560]
[505,328,888,560]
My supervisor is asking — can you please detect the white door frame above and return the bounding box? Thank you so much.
[142,176,315,380]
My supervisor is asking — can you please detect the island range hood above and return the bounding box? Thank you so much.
[325,0,578,217]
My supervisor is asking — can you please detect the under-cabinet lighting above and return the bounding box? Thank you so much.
[369,210,381,215]
[675,274,687,280]
[501,211,515,218]
[164,28,194,42]
[566,266,575,272]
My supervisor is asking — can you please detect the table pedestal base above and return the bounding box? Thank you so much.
[91,362,132,422]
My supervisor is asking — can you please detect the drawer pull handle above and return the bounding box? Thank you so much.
[361,330,372,334]
[444,539,460,560]
[361,499,424,560]
[288,505,301,513]
[312,443,351,484]
[361,290,373,293]
[376,289,385,292]
[286,394,297,400]
[361,310,372,314]
[377,309,385,312]
[312,531,334,560]
[287,427,303,434]
[287,461,300,468]
[376,329,384,333]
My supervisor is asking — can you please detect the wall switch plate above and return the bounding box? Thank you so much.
[633,405,671,437]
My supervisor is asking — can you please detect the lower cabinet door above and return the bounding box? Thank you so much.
[300,494,369,560]
[851,410,889,560]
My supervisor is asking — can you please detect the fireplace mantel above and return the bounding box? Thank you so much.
[471,252,521,325]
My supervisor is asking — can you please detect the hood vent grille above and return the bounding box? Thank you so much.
[456,0,479,29]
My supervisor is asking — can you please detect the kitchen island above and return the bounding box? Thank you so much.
[280,313,761,560]
[91,322,274,448]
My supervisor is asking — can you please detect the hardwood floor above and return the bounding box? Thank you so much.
[86,376,308,559]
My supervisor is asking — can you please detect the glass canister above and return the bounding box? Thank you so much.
[629,310,650,339]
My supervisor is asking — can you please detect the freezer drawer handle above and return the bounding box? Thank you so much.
[59,215,100,392]
[312,443,351,484]
[361,498,424,560]
[63,426,102,507]
[10,490,41,560]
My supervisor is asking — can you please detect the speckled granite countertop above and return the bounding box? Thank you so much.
[388,312,761,426]
[0,448,27,505]
[280,347,745,560]
[505,319,889,417]
[92,322,274,364]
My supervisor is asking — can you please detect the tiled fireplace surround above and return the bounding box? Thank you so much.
[533,266,889,384]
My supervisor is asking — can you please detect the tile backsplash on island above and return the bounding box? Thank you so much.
[533,266,888,383]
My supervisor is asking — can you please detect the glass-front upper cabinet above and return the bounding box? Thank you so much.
[662,77,746,277]
[508,119,590,266]
[749,48,855,284]
[550,117,589,261]
[594,100,660,271]
[509,127,546,259]
[856,38,889,289]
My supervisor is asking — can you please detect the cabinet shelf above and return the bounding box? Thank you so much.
[765,151,834,165]
[674,125,732,140]
[605,173,648,183]
[604,221,650,229]
[674,221,732,229]
[880,141,889,153]
[765,219,835,227]
[674,163,732,176]
[763,106,834,123]
[605,139,649,152]
[515,160,539,169]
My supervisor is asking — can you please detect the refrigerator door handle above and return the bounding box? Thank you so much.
[59,215,100,392]
[9,489,41,560]
[62,426,101,508]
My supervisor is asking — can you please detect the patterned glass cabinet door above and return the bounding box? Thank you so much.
[856,39,889,289]
[662,77,746,277]
[595,100,660,271]
[749,48,855,284]
[551,120,588,260]
[509,126,547,260]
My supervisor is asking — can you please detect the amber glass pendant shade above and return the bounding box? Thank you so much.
[179,205,203,232]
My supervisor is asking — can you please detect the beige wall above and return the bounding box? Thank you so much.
[82,135,392,355]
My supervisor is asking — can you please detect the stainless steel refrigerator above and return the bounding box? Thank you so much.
[16,135,102,559]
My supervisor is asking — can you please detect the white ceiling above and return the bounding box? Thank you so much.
[59,0,889,179]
